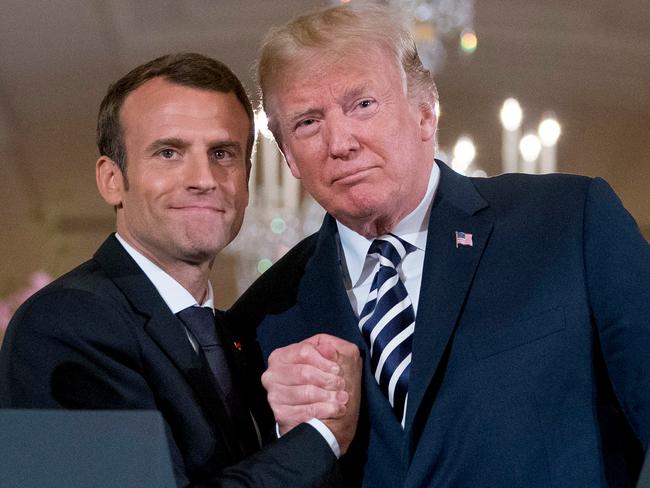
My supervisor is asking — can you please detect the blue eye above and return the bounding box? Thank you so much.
[159,149,177,159]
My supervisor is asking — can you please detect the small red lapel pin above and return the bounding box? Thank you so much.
[233,341,242,351]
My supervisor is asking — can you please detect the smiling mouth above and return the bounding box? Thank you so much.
[171,206,224,213]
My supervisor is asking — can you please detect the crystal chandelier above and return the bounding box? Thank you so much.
[400,0,476,72]
[331,0,476,73]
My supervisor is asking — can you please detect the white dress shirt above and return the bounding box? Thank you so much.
[115,233,212,353]
[337,162,440,317]
[115,234,337,456]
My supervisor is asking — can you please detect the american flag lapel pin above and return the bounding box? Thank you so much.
[455,231,473,248]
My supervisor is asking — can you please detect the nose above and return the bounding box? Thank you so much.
[327,114,360,160]
[184,154,217,192]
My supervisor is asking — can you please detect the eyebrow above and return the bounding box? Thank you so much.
[340,84,369,103]
[285,84,372,124]
[210,141,244,154]
[145,138,243,154]
[145,138,187,153]
[286,108,323,127]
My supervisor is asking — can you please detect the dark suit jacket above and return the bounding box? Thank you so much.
[0,235,339,487]
[228,162,650,487]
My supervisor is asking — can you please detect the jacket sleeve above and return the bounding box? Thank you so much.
[584,177,650,449]
[212,423,341,488]
[0,289,341,488]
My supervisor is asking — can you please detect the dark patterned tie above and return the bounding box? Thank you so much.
[177,306,262,456]
[359,234,416,426]
[177,306,232,400]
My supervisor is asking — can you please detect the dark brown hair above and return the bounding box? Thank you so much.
[97,52,254,185]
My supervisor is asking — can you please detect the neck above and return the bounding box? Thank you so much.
[339,195,422,239]
[346,216,399,239]
[116,233,213,304]
[159,260,212,304]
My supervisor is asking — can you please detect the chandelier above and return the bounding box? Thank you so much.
[331,0,477,73]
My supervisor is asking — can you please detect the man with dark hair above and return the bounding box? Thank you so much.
[229,5,650,487]
[0,52,360,487]
[96,53,256,182]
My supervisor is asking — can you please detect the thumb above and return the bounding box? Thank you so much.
[315,341,339,363]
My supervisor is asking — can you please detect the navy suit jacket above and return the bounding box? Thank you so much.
[229,162,650,487]
[0,235,340,487]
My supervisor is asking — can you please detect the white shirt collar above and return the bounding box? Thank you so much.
[114,233,214,314]
[336,161,440,286]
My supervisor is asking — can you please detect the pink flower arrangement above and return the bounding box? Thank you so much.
[0,271,53,343]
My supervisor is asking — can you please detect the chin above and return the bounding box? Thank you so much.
[338,196,387,220]
[178,235,225,261]
[180,247,219,266]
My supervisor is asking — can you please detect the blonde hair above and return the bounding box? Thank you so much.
[258,4,438,135]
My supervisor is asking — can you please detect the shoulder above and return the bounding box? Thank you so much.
[472,172,635,222]
[467,172,601,228]
[227,232,319,329]
[5,258,137,345]
[472,172,592,206]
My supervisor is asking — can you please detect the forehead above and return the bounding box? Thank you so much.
[120,78,250,141]
[267,47,405,111]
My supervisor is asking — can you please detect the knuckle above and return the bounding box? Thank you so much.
[268,348,280,361]
[303,384,320,403]
[272,407,287,421]
[305,403,318,419]
[312,333,327,344]
[266,390,279,406]
[298,365,313,383]
[298,344,313,361]
[300,385,312,403]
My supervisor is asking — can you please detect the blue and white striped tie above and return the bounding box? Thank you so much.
[359,234,416,426]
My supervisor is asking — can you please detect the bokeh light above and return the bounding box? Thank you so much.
[270,217,287,234]
[500,98,523,131]
[460,29,478,53]
[257,258,273,274]
[519,133,542,162]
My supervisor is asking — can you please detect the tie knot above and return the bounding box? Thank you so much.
[177,306,220,347]
[368,234,415,269]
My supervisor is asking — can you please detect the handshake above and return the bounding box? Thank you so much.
[261,334,362,455]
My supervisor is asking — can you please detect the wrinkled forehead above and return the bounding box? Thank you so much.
[262,44,405,119]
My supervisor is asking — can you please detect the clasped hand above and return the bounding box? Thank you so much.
[261,334,361,455]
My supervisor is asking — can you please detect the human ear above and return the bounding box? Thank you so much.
[418,102,437,142]
[96,156,125,207]
[281,145,302,180]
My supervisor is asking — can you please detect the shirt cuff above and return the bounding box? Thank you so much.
[276,420,341,459]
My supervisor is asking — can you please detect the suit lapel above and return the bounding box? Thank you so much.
[297,217,405,441]
[297,216,365,347]
[404,163,494,446]
[93,235,246,458]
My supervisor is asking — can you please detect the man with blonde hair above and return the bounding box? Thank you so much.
[230,4,650,487]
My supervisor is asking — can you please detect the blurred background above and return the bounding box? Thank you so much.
[0,0,648,333]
